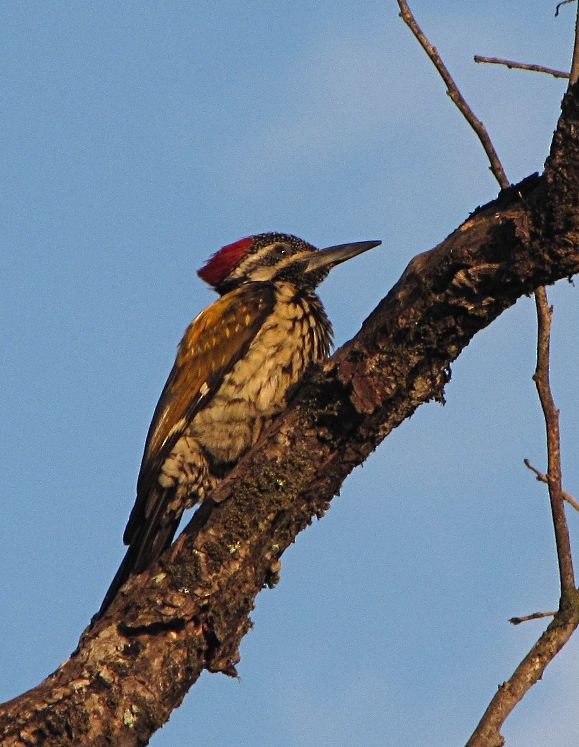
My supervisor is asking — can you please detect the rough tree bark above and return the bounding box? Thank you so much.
[1,79,577,747]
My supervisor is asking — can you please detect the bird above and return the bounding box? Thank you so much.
[98,232,381,615]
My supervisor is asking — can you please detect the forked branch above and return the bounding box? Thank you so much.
[524,459,579,511]
[0,4,576,745]
[397,2,579,745]
[532,288,575,594]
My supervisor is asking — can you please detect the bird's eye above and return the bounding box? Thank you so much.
[274,244,289,256]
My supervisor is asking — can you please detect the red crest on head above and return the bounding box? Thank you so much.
[197,237,254,287]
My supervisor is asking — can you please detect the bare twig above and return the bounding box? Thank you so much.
[524,458,579,511]
[396,0,510,189]
[467,609,579,747]
[474,55,569,79]
[556,0,577,18]
[532,288,575,594]
[3,168,578,744]
[397,3,578,745]
[468,236,578,747]
[509,610,557,625]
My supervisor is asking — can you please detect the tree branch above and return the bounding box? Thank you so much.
[509,610,557,625]
[1,6,578,745]
[397,0,510,189]
[524,458,579,511]
[0,157,577,742]
[532,288,575,594]
[467,605,579,747]
[474,55,570,79]
[397,4,579,741]
[556,0,577,18]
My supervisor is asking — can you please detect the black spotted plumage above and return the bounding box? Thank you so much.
[98,233,380,616]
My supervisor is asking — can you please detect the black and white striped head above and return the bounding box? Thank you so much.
[197,232,381,295]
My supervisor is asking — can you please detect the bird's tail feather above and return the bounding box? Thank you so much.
[96,487,181,618]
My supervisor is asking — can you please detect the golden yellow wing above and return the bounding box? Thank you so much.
[130,282,275,524]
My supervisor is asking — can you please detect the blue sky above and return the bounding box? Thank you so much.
[2,2,578,745]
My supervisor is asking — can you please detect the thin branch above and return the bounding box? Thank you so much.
[471,287,578,743]
[397,3,578,745]
[556,0,577,18]
[397,0,510,189]
[473,286,576,747]
[509,610,557,625]
[524,458,579,511]
[0,6,573,744]
[1,165,578,743]
[532,288,575,594]
[467,607,579,747]
[474,55,569,79]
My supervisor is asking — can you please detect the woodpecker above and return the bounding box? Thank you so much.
[99,232,380,614]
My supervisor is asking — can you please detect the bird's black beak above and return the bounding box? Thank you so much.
[304,240,381,273]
